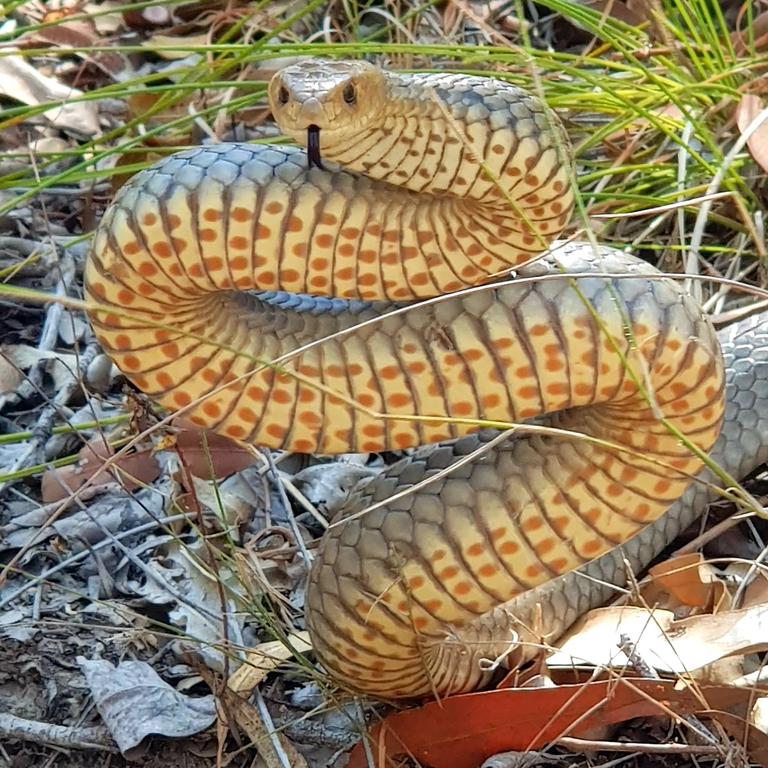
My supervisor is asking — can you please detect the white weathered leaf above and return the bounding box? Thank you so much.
[78,657,216,755]
[3,343,78,390]
[0,54,99,134]
[551,604,768,673]
[752,697,768,735]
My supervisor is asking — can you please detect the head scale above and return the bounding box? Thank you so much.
[268,59,387,164]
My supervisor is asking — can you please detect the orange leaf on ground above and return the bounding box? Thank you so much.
[347,679,754,768]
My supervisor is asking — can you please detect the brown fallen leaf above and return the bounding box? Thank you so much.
[736,93,768,173]
[732,10,768,55]
[18,9,127,78]
[41,435,160,502]
[586,0,646,28]
[173,424,257,480]
[642,552,725,611]
[218,686,308,768]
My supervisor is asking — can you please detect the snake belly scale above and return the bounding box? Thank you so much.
[85,60,727,698]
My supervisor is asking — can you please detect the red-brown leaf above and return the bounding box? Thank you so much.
[346,679,755,768]
[174,424,257,480]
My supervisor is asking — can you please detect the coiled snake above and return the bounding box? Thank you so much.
[84,60,768,699]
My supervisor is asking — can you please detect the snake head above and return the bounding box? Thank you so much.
[269,59,387,167]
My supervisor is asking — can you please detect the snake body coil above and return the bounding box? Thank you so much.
[85,60,735,699]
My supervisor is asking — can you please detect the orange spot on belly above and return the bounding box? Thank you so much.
[265,423,286,440]
[654,480,671,495]
[156,371,173,389]
[393,432,414,449]
[173,391,191,407]
[387,393,411,408]
[582,539,603,555]
[499,540,519,555]
[202,402,221,419]
[546,382,568,396]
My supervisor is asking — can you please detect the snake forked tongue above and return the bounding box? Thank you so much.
[307,125,324,169]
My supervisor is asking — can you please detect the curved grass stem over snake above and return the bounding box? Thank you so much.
[85,59,767,699]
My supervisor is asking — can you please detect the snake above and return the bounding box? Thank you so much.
[83,59,768,700]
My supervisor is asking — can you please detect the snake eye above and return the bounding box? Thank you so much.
[343,83,356,105]
[278,86,289,105]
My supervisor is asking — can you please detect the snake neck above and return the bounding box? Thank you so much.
[316,71,575,250]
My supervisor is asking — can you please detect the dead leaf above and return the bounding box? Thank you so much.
[78,656,216,757]
[2,343,78,390]
[0,54,99,134]
[736,94,768,173]
[84,0,126,34]
[732,10,768,55]
[18,10,126,78]
[218,686,308,768]
[585,0,645,27]
[724,562,768,608]
[346,678,756,768]
[642,552,725,611]
[0,354,23,405]
[228,631,312,695]
[216,632,311,767]
[550,604,768,674]
[174,425,257,480]
[41,435,160,502]
[604,103,685,143]
[752,698,768,736]
[712,709,768,764]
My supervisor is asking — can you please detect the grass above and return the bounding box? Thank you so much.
[0,2,764,271]
[0,0,766,764]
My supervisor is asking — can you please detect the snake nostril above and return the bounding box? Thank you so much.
[278,86,289,105]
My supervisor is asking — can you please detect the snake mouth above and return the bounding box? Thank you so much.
[307,125,324,170]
